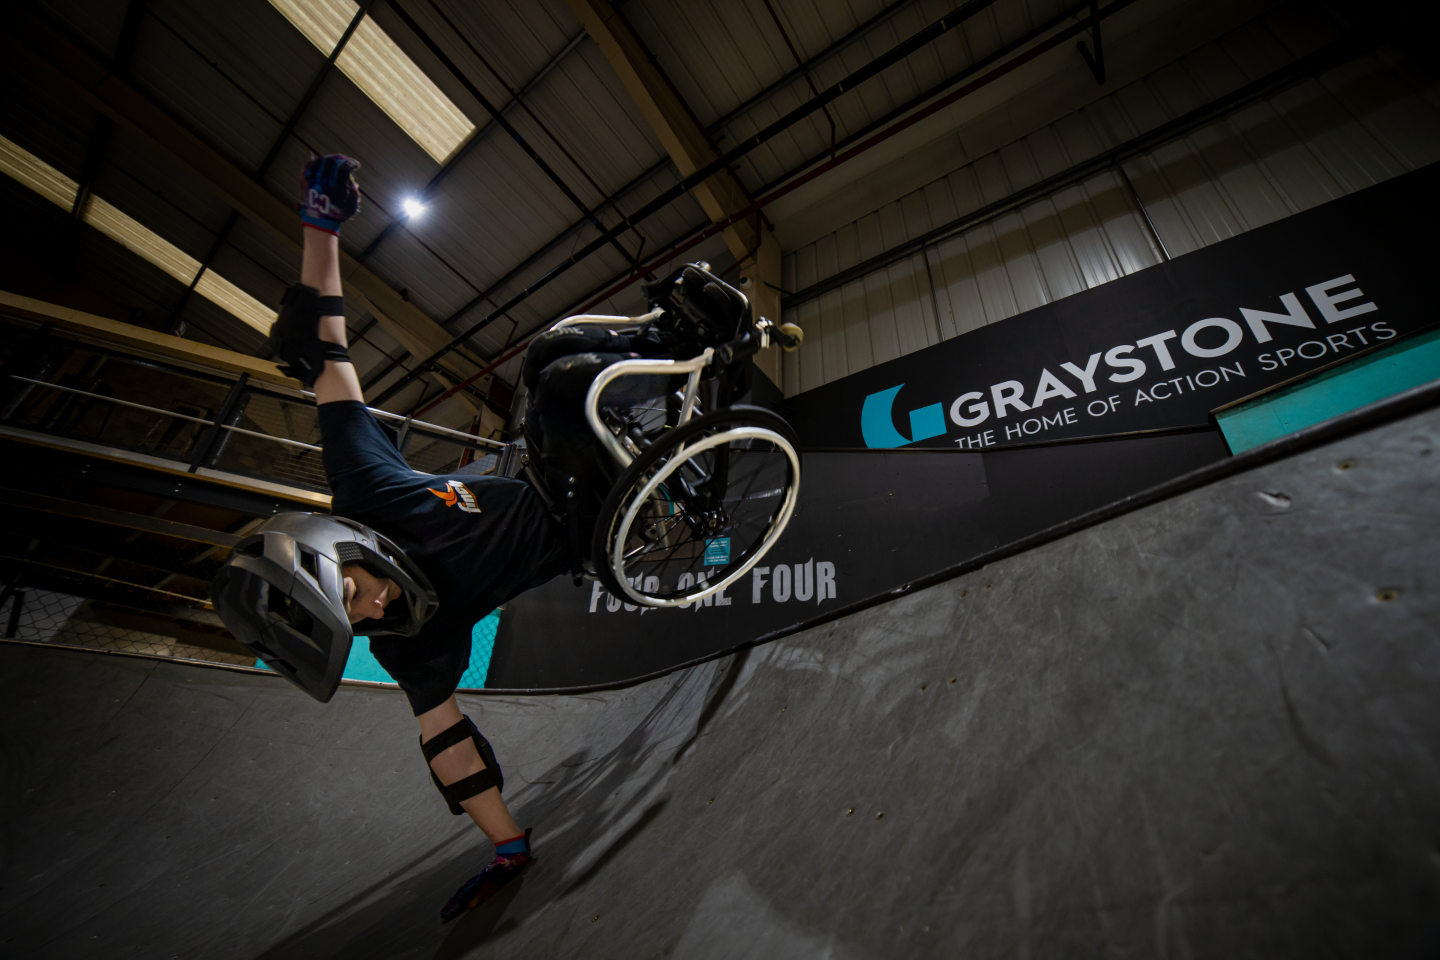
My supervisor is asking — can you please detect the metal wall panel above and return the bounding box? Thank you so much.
[628,0,1073,198]
[779,23,1440,396]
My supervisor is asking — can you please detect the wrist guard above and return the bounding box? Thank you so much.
[271,283,350,388]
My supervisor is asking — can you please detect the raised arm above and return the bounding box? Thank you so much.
[270,154,365,406]
[301,226,364,405]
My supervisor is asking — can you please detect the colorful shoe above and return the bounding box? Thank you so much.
[440,830,533,924]
[300,154,361,235]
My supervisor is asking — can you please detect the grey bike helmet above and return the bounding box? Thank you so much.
[210,513,438,702]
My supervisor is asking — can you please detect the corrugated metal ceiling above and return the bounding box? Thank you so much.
[1,0,1427,427]
[626,0,1074,195]
[4,0,1102,410]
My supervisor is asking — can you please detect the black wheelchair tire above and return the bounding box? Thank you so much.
[591,405,799,605]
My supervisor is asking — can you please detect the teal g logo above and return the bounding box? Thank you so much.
[860,385,947,448]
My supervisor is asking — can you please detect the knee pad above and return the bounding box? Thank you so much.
[270,283,351,387]
[421,715,503,816]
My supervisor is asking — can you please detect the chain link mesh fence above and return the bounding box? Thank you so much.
[1,585,506,682]
[210,390,331,491]
[0,587,255,665]
[402,434,467,476]
[3,330,231,459]
[457,611,500,689]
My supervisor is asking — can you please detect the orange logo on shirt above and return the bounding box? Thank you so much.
[428,480,480,514]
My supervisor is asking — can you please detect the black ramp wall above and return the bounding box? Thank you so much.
[486,428,1230,688]
[491,165,1440,690]
[2,402,1437,958]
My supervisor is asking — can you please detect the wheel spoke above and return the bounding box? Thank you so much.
[728,450,769,505]
[606,415,796,601]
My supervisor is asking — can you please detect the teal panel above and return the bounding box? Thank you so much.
[253,611,503,687]
[340,636,393,683]
[460,611,501,688]
[703,538,731,565]
[909,403,948,442]
[1218,328,1440,453]
[253,635,392,683]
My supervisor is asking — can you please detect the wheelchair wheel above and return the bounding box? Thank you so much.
[592,406,801,608]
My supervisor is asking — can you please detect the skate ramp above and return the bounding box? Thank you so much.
[2,400,1438,958]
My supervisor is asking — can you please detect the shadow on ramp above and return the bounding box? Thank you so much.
[437,874,527,958]
[250,662,723,960]
[5,396,1440,959]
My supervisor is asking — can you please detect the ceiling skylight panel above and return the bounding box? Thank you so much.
[0,134,78,207]
[194,271,279,334]
[268,0,476,163]
[0,133,277,335]
[84,195,202,285]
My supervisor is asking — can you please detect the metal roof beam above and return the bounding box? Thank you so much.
[780,42,1361,308]
[572,0,783,383]
[385,1,642,271]
[0,291,297,386]
[371,0,1004,406]
[355,28,588,265]
[9,6,488,414]
[564,0,762,263]
[354,1,924,378]
[58,0,148,277]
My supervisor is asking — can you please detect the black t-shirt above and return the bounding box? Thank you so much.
[318,401,566,688]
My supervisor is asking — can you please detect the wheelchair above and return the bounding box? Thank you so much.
[521,262,804,608]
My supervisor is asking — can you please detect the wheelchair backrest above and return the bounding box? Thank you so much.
[645,264,753,348]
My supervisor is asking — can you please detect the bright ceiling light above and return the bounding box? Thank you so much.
[401,197,427,220]
[0,133,278,335]
[268,0,476,163]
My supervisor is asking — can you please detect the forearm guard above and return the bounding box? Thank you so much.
[271,283,351,387]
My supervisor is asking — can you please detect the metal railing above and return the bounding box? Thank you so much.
[0,311,522,676]
[0,316,506,495]
[8,375,324,450]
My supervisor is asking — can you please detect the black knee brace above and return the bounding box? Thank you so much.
[421,715,504,815]
[270,283,351,387]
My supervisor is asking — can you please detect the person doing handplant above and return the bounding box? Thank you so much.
[210,155,700,922]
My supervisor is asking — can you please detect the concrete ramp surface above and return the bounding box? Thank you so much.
[2,405,1438,958]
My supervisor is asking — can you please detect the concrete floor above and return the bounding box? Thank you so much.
[2,404,1437,958]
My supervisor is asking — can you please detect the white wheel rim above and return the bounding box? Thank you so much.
[611,426,801,608]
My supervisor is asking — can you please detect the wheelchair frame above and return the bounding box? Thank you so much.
[546,310,802,608]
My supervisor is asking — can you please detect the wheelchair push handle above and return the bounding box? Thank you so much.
[714,315,804,369]
[549,262,803,359]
